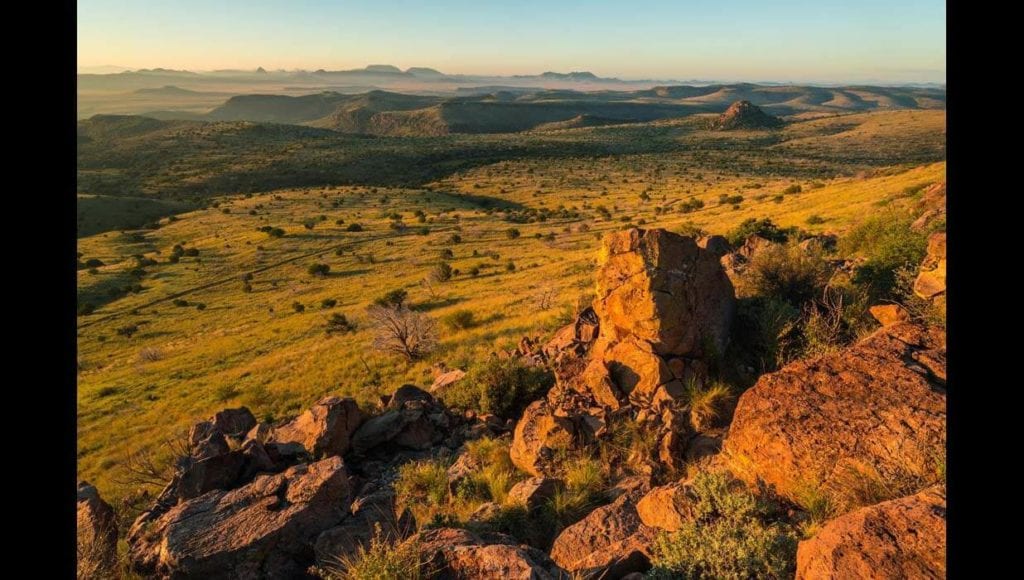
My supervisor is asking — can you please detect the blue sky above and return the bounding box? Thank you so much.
[77,0,945,83]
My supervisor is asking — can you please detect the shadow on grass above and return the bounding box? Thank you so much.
[414,297,464,312]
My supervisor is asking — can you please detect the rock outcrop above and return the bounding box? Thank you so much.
[416,528,565,579]
[350,385,450,455]
[77,482,118,575]
[314,480,415,567]
[723,322,946,497]
[914,232,946,308]
[129,457,351,578]
[711,100,784,130]
[636,482,694,532]
[273,396,365,458]
[796,486,946,579]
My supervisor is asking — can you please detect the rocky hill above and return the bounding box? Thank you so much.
[712,100,785,130]
[78,227,946,579]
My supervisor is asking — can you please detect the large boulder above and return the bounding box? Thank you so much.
[507,477,561,510]
[510,400,578,476]
[211,407,257,439]
[77,482,118,576]
[549,492,657,579]
[593,228,735,359]
[796,486,946,579]
[273,396,365,458]
[128,456,351,578]
[723,322,946,497]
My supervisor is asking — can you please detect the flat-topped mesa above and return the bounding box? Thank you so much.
[593,228,736,360]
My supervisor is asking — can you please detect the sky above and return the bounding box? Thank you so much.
[77,0,945,84]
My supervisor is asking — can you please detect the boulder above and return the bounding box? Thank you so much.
[723,322,946,497]
[77,482,118,576]
[697,234,731,257]
[415,528,562,579]
[549,492,657,579]
[189,420,231,460]
[510,400,577,476]
[603,337,682,407]
[351,388,446,455]
[211,407,257,439]
[870,304,911,327]
[593,228,735,359]
[636,483,694,532]
[273,396,364,458]
[914,233,946,300]
[507,477,561,510]
[128,456,351,578]
[314,481,415,567]
[176,449,249,500]
[430,368,466,394]
[796,486,946,579]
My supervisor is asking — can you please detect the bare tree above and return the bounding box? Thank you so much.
[117,430,194,489]
[367,304,439,361]
[535,285,559,310]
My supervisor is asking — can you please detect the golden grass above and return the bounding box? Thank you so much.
[77,111,945,504]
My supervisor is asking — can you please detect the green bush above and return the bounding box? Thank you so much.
[346,223,364,232]
[375,289,408,308]
[439,357,554,420]
[326,313,355,334]
[783,184,803,194]
[727,218,795,246]
[442,309,476,330]
[740,243,830,306]
[649,471,798,579]
[841,211,928,301]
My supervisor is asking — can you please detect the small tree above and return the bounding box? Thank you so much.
[367,305,438,361]
[325,313,356,334]
[506,228,521,240]
[431,262,453,283]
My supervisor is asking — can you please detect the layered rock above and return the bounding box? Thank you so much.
[796,486,946,579]
[129,456,351,578]
[350,385,450,455]
[723,322,946,497]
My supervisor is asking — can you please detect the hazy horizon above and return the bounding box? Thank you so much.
[78,0,946,85]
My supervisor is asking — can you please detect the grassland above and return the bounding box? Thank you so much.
[77,108,945,503]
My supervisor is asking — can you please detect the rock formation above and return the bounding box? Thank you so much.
[711,100,784,130]
[723,322,946,497]
[796,486,946,579]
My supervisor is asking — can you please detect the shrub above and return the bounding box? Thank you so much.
[841,211,928,301]
[172,299,190,307]
[346,223,364,232]
[686,381,734,432]
[314,524,422,580]
[727,218,794,246]
[84,258,105,268]
[78,303,96,316]
[292,301,305,313]
[395,459,450,527]
[308,263,331,277]
[183,248,200,257]
[439,357,554,420]
[442,309,476,330]
[431,262,453,283]
[215,384,240,402]
[375,289,408,309]
[116,324,139,338]
[648,471,798,579]
[505,228,521,239]
[740,243,830,306]
[321,298,338,309]
[505,261,516,272]
[805,214,826,225]
[439,248,454,259]
[783,184,803,194]
[447,233,462,244]
[326,313,356,334]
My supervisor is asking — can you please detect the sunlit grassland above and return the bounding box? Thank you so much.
[76,109,945,502]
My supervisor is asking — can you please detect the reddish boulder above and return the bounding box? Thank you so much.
[273,396,364,458]
[723,323,946,497]
[510,400,577,477]
[870,304,911,327]
[636,483,694,532]
[914,233,946,300]
[549,492,657,579]
[796,486,946,579]
[593,228,735,359]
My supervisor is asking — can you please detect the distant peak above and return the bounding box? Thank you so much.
[364,64,402,73]
[540,71,599,80]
